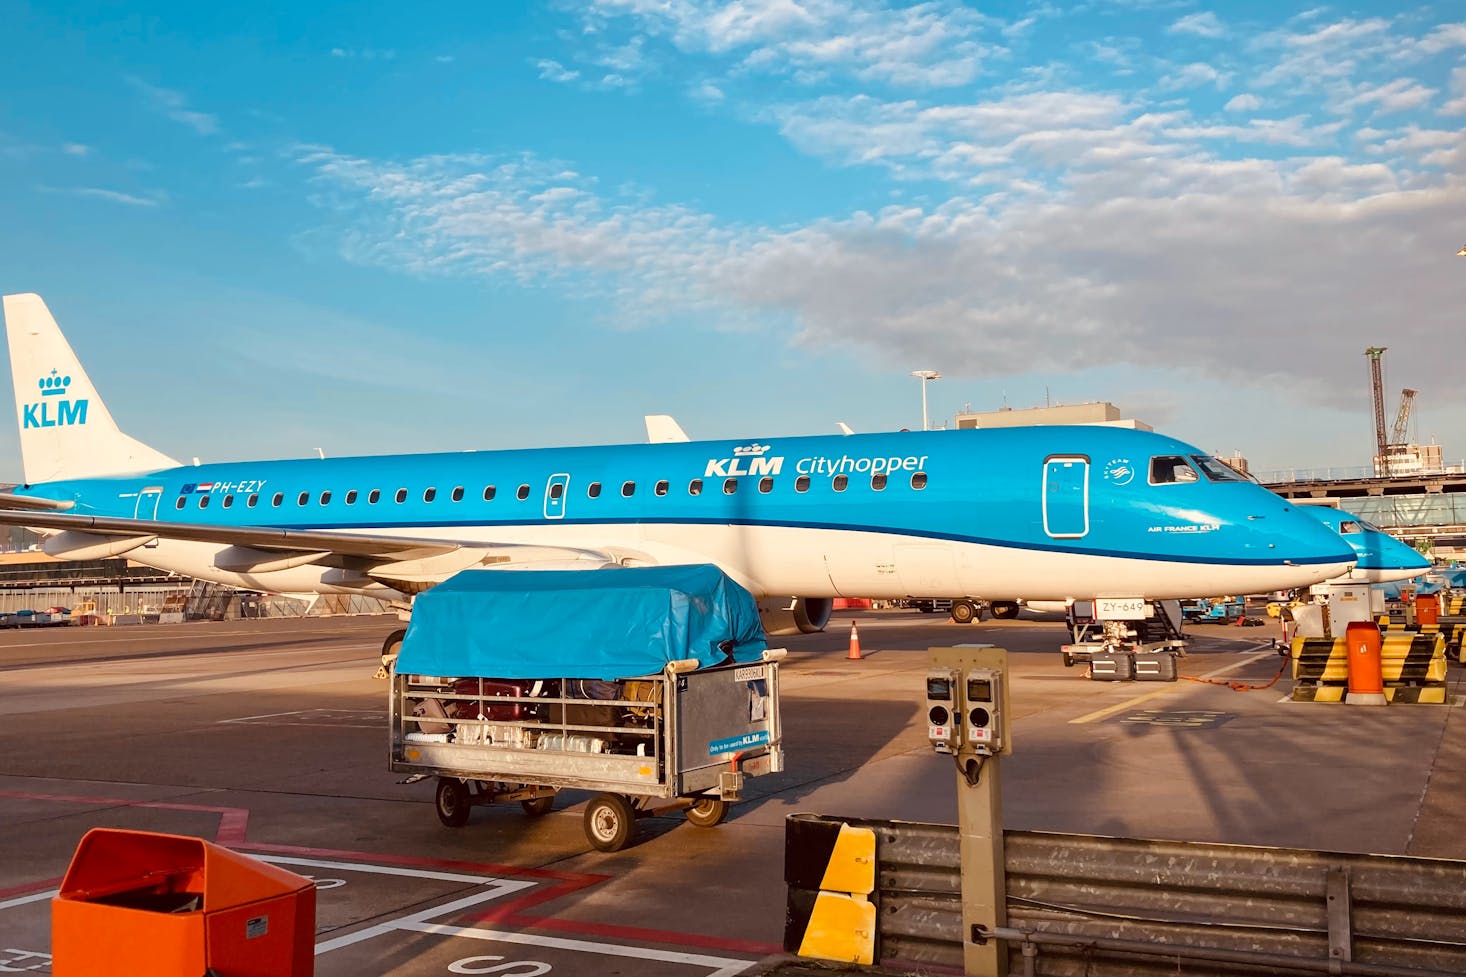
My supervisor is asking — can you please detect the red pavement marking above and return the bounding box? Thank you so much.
[0,790,775,957]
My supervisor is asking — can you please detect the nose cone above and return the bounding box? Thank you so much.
[1296,507,1428,584]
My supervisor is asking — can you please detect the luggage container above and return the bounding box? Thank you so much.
[388,564,785,852]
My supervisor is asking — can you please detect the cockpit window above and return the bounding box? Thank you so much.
[1150,456,1200,484]
[1189,454,1247,482]
[1338,520,1363,534]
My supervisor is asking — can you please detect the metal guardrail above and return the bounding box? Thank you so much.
[805,815,1466,976]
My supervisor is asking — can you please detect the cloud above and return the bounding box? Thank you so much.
[1224,93,1262,112]
[48,186,165,206]
[126,78,219,135]
[1417,23,1466,54]
[294,143,1466,420]
[583,0,997,88]
[1169,12,1226,39]
[1159,62,1230,91]
[536,58,581,83]
[329,47,397,60]
[61,143,92,157]
[1341,78,1437,116]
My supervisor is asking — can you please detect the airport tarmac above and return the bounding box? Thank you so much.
[1,610,1463,976]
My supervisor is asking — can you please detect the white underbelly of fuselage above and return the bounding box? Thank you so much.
[107,523,1350,603]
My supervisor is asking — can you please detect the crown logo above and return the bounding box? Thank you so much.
[733,443,770,457]
[38,370,72,397]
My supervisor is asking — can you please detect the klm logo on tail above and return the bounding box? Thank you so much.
[23,370,88,429]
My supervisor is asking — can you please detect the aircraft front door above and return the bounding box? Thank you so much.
[133,486,163,548]
[1042,457,1089,538]
[543,473,570,520]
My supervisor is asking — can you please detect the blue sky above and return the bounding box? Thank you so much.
[2,0,1464,479]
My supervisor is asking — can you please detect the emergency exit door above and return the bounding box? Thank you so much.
[544,473,570,520]
[1043,457,1089,538]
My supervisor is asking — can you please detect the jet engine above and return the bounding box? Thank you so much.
[758,596,833,635]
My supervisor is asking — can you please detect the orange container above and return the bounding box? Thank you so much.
[1344,621,1384,697]
[51,828,315,977]
[1416,593,1440,627]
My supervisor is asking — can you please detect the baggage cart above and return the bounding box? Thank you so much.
[390,653,784,851]
[387,564,784,851]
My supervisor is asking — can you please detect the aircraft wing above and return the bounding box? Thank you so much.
[0,508,616,591]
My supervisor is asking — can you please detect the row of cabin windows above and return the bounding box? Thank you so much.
[177,471,929,510]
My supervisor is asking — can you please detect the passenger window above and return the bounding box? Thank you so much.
[394,488,408,503]
[345,490,357,505]
[451,486,464,502]
[272,492,283,507]
[833,475,848,492]
[588,481,602,499]
[319,491,331,505]
[222,494,234,508]
[871,473,887,491]
[688,479,703,496]
[759,477,773,493]
[423,487,436,503]
[1150,456,1199,484]
[796,475,810,493]
[247,493,258,507]
[911,472,927,490]
[199,495,210,509]
[655,480,669,497]
[482,485,495,501]
[622,481,636,497]
[516,484,530,500]
[724,478,738,495]
[297,492,309,506]
[550,483,564,500]
[175,497,185,510]
[368,489,381,504]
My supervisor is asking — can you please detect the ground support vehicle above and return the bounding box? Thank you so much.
[390,656,784,851]
[387,564,784,852]
[1061,599,1187,681]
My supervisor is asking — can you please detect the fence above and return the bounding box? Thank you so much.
[792,814,1466,976]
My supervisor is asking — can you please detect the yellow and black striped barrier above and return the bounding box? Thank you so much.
[1381,620,1466,663]
[784,814,877,965]
[1290,631,1448,703]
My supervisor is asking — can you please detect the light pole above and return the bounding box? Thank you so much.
[911,370,942,431]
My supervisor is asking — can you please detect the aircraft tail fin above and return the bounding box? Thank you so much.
[3,293,179,483]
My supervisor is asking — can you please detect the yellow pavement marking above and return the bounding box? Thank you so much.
[1069,652,1272,724]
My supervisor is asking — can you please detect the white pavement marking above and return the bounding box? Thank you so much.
[253,855,501,886]
[0,889,56,911]
[1070,652,1273,724]
[403,923,753,977]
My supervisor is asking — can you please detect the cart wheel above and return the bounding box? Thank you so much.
[684,796,729,828]
[950,601,977,625]
[435,777,472,828]
[521,793,556,817]
[584,793,637,851]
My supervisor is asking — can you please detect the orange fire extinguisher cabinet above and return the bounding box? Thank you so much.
[51,828,316,977]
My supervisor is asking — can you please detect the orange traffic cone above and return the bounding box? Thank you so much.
[847,620,863,661]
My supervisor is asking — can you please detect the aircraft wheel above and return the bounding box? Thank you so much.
[584,793,637,852]
[990,601,1020,620]
[950,601,977,625]
[435,777,472,828]
[684,796,729,828]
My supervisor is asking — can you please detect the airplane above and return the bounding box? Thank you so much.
[0,293,1357,668]
[1296,505,1430,584]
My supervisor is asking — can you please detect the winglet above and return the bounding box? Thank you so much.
[3,293,179,483]
[645,414,691,443]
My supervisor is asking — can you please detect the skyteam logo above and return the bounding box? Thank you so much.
[706,442,783,477]
[23,370,88,429]
[1102,458,1136,486]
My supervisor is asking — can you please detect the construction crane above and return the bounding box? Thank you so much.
[1391,388,1417,447]
[1365,347,1389,477]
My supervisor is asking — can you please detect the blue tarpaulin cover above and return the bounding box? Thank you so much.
[395,564,768,680]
